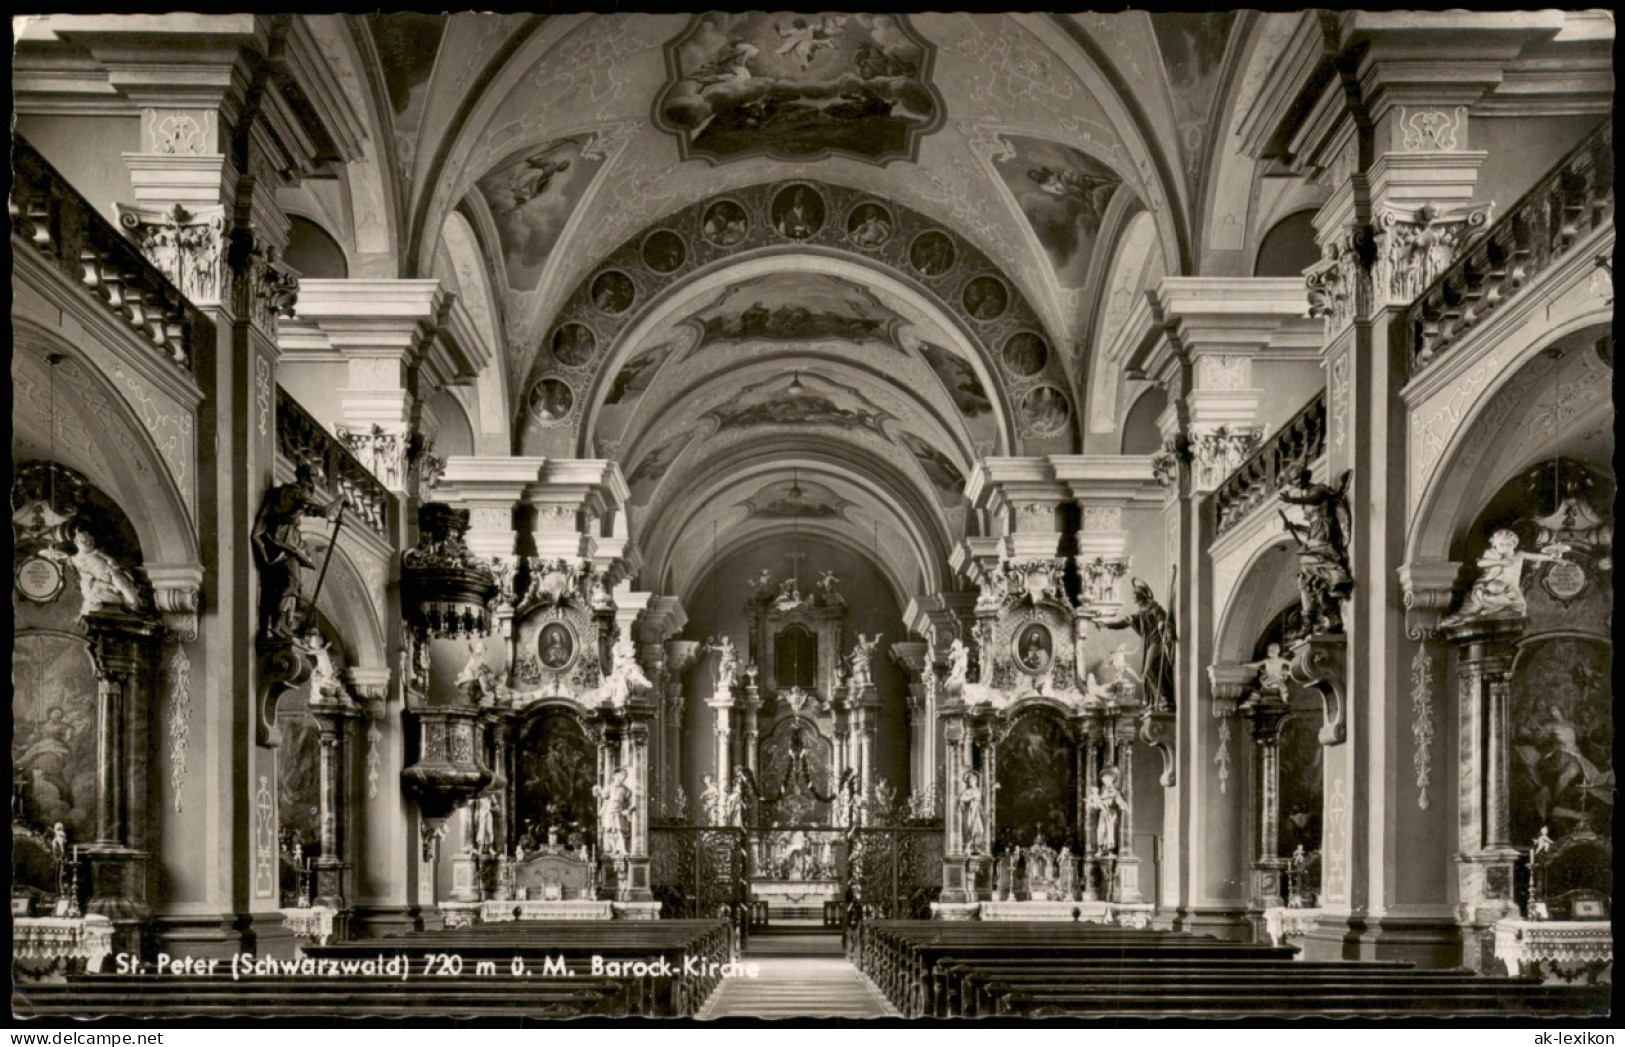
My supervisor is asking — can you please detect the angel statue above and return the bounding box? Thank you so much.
[708,635,740,695]
[816,570,845,606]
[1246,642,1293,697]
[43,522,147,618]
[848,633,882,689]
[303,629,348,703]
[1278,466,1354,636]
[604,636,653,709]
[946,638,970,689]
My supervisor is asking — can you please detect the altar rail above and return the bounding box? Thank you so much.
[10,135,211,375]
[1212,391,1327,538]
[275,385,392,539]
[649,826,750,948]
[1408,120,1613,374]
[848,826,944,922]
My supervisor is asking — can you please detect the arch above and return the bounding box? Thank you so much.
[304,534,389,671]
[423,387,476,458]
[1212,535,1300,665]
[284,214,350,279]
[506,180,1074,457]
[1120,384,1167,455]
[1253,209,1321,278]
[1407,310,1614,566]
[11,322,201,569]
[437,206,511,454]
[1088,207,1161,436]
[678,526,917,618]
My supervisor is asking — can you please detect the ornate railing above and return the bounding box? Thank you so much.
[275,386,392,538]
[1212,391,1327,538]
[9,135,210,375]
[1408,120,1613,373]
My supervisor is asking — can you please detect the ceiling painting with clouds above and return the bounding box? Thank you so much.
[993,134,1126,288]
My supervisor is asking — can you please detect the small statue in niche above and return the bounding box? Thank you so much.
[708,635,740,695]
[958,770,988,854]
[594,767,634,858]
[455,639,497,705]
[848,633,882,689]
[1440,528,1572,627]
[750,569,777,603]
[473,794,495,854]
[1278,467,1354,636]
[302,629,347,703]
[1090,578,1176,707]
[252,461,339,639]
[43,522,147,617]
[604,636,652,709]
[1087,766,1129,856]
[1247,642,1294,697]
[700,773,725,826]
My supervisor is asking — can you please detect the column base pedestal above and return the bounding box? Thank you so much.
[313,859,352,910]
[939,854,991,903]
[449,852,481,902]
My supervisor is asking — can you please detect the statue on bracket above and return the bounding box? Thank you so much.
[42,521,148,617]
[1440,528,1572,628]
[1278,466,1354,636]
[594,767,634,857]
[603,635,653,709]
[252,461,340,639]
[816,570,845,607]
[848,633,882,689]
[699,773,725,826]
[1087,765,1129,855]
[1089,577,1176,708]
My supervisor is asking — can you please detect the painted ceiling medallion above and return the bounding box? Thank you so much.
[655,13,944,166]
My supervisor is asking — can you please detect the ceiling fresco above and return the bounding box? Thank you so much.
[680,272,910,356]
[992,134,1125,289]
[739,478,850,521]
[475,133,612,291]
[1150,13,1236,186]
[655,13,944,165]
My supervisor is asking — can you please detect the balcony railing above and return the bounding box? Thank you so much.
[9,135,210,376]
[1212,392,1327,538]
[276,386,392,539]
[1408,120,1613,374]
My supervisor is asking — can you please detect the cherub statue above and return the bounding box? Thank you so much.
[816,570,845,606]
[1247,642,1293,697]
[1083,671,1113,703]
[1440,528,1571,627]
[1532,825,1554,858]
[303,629,348,703]
[775,578,804,611]
[1106,643,1141,701]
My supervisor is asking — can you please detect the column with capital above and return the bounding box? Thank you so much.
[663,640,700,816]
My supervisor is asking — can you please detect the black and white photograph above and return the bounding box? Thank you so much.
[7,8,1614,1034]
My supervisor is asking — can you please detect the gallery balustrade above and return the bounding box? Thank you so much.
[1212,392,1328,538]
[275,386,394,539]
[1408,120,1613,373]
[10,136,212,375]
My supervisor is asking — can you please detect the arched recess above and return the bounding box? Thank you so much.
[1253,210,1320,278]
[1407,315,1614,567]
[1120,385,1168,455]
[1212,539,1300,665]
[303,533,390,672]
[284,214,351,279]
[12,323,200,570]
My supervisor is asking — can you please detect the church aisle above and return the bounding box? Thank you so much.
[697,933,899,1020]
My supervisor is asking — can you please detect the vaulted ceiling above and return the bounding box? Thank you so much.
[334,11,1259,603]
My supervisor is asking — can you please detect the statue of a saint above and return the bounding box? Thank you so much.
[1087,766,1129,855]
[252,462,339,638]
[1057,845,1075,896]
[1247,642,1293,697]
[594,768,634,857]
[605,636,652,709]
[750,569,776,603]
[709,636,740,695]
[473,794,495,854]
[959,770,988,854]
[43,523,147,617]
[848,633,881,690]
[816,570,844,606]
[723,779,744,828]
[699,773,724,826]
[1440,528,1571,627]
[1278,467,1354,636]
[946,638,970,689]
[1090,578,1176,707]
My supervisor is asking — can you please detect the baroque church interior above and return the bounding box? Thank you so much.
[9,11,1616,1021]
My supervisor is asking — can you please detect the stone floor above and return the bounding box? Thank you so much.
[695,932,899,1020]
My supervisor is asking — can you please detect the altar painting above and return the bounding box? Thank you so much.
[277,715,323,848]
[1279,709,1324,855]
[12,634,99,842]
[1510,636,1612,846]
[516,711,598,847]
[993,709,1076,852]
[757,716,834,825]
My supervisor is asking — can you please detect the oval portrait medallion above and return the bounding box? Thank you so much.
[641,230,687,273]
[527,378,575,426]
[770,184,825,240]
[537,620,578,672]
[550,323,598,367]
